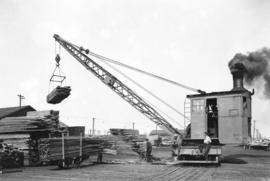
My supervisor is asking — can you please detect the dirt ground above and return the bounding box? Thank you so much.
[1,145,270,181]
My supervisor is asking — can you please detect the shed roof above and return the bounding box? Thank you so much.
[0,105,36,119]
[187,89,252,99]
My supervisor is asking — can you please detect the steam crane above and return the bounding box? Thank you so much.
[53,34,223,165]
[53,34,183,135]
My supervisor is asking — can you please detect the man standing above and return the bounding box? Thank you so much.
[97,151,103,163]
[145,138,152,162]
[203,132,212,160]
[0,141,4,173]
[171,134,182,161]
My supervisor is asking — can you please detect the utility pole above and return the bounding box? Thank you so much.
[18,94,25,108]
[132,122,135,136]
[92,117,95,135]
[253,120,256,141]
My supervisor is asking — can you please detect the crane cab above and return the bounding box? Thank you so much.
[187,89,252,144]
[178,72,252,164]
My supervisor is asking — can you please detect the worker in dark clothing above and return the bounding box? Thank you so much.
[145,138,152,162]
[97,151,103,163]
[0,141,3,173]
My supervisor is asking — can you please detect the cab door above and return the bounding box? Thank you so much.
[190,99,206,139]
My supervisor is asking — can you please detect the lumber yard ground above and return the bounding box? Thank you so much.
[1,145,270,181]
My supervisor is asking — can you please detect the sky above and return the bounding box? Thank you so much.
[0,0,270,137]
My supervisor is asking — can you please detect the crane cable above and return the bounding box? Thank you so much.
[48,42,66,93]
[58,38,203,93]
[88,51,205,94]
[97,55,189,124]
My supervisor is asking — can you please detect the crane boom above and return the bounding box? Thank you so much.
[53,34,181,135]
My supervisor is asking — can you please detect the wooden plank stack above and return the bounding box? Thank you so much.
[47,86,71,104]
[110,129,139,137]
[38,136,111,162]
[0,110,64,166]
[0,111,59,134]
[0,143,24,168]
[0,134,30,150]
[108,129,146,157]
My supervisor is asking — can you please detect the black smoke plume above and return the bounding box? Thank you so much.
[228,48,270,98]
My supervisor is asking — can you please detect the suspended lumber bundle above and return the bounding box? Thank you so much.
[47,86,71,104]
[38,136,111,162]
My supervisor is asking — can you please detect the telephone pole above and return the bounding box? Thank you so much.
[132,122,135,136]
[92,117,95,135]
[253,120,256,141]
[18,94,25,108]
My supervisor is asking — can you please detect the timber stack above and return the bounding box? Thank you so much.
[0,110,65,166]
[38,136,112,162]
[0,142,24,168]
[109,129,146,157]
[0,110,60,133]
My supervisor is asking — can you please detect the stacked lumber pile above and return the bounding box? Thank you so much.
[0,117,57,133]
[0,134,30,150]
[110,129,139,138]
[0,133,50,166]
[0,143,24,168]
[0,111,60,133]
[0,134,30,165]
[109,129,146,157]
[93,135,136,156]
[38,136,111,162]
[27,111,66,165]
[27,110,59,117]
[0,110,64,166]
[47,86,71,104]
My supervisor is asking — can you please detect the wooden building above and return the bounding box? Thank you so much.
[0,105,36,119]
[186,71,252,144]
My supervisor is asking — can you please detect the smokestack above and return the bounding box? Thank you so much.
[229,48,270,97]
[228,54,247,91]
[231,70,245,91]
